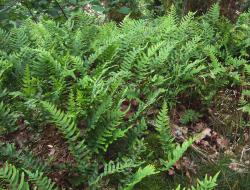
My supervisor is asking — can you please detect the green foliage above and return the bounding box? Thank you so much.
[0,162,30,190]
[155,102,175,158]
[123,165,158,190]
[25,170,59,190]
[0,143,49,173]
[41,101,91,172]
[0,162,58,190]
[0,3,248,189]
[175,172,220,190]
[91,158,142,185]
[0,102,17,134]
[160,138,195,171]
[180,110,202,125]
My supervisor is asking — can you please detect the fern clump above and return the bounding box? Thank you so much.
[0,3,248,190]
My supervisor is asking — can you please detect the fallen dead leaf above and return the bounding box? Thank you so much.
[216,137,229,150]
[244,132,249,142]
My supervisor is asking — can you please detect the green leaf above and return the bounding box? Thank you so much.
[92,5,105,13]
[118,7,131,15]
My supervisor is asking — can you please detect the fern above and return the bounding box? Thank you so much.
[206,3,220,23]
[123,165,158,190]
[41,101,91,171]
[9,27,29,51]
[0,59,12,82]
[90,108,130,152]
[0,143,49,173]
[42,101,80,140]
[134,88,165,120]
[160,138,194,171]
[25,170,58,190]
[175,172,220,190]
[155,102,175,158]
[0,162,30,190]
[22,65,37,97]
[0,102,17,134]
[91,158,142,185]
[0,6,248,190]
[88,96,113,130]
[136,42,165,81]
[0,29,9,50]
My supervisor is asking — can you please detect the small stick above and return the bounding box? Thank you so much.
[55,0,68,19]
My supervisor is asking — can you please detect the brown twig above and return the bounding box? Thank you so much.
[55,0,68,19]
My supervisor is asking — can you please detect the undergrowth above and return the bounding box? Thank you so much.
[0,3,249,190]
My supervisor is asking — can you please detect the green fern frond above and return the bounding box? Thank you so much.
[67,89,77,120]
[175,172,219,190]
[22,65,37,97]
[31,50,61,79]
[123,165,158,190]
[0,143,49,173]
[136,42,165,81]
[168,5,179,25]
[0,28,10,50]
[178,12,196,34]
[41,101,80,141]
[91,108,130,152]
[120,47,142,78]
[161,138,194,171]
[25,170,58,190]
[88,96,113,130]
[9,27,29,50]
[0,59,12,81]
[91,158,141,185]
[0,102,17,134]
[206,3,220,23]
[155,102,175,158]
[0,162,30,190]
[41,101,91,171]
[134,88,165,120]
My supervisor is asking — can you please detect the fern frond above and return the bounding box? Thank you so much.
[67,89,77,120]
[168,5,179,25]
[91,158,141,185]
[178,12,196,34]
[42,101,80,141]
[155,102,175,158]
[88,96,112,130]
[31,50,61,79]
[134,88,165,120]
[9,27,29,50]
[0,28,10,50]
[123,165,158,190]
[0,162,30,190]
[161,138,194,171]
[0,59,12,81]
[0,102,17,134]
[175,172,219,190]
[90,108,130,152]
[22,65,37,97]
[120,47,143,77]
[136,42,165,81]
[41,101,91,171]
[0,143,49,173]
[25,170,58,190]
[206,3,220,23]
